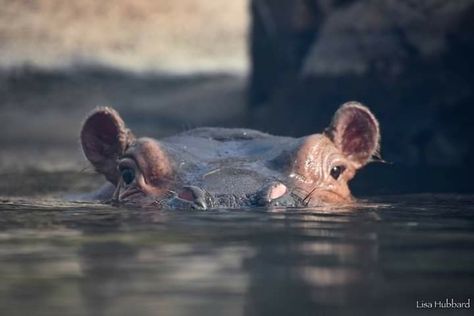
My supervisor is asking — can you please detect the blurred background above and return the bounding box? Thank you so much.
[1,0,473,195]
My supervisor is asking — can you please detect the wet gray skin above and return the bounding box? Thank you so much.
[80,102,381,209]
[147,128,303,209]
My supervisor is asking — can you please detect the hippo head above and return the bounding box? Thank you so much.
[80,102,380,209]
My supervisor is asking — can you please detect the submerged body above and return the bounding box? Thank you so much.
[81,102,380,209]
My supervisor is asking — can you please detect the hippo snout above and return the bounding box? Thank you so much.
[165,182,301,210]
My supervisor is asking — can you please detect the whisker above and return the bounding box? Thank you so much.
[303,186,317,203]
[151,198,166,206]
[291,187,310,198]
[203,168,221,177]
[78,166,94,173]
[166,190,177,197]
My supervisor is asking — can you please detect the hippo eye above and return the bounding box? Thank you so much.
[121,168,135,185]
[330,165,346,180]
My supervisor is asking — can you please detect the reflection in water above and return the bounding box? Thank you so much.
[0,194,473,316]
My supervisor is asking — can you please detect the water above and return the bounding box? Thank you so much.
[0,174,473,316]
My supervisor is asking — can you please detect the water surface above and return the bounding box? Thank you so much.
[0,175,473,316]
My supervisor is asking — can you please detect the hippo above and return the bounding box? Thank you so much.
[80,102,380,209]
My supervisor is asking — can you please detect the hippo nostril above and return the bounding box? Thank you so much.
[178,189,194,202]
[178,186,208,210]
[256,182,288,206]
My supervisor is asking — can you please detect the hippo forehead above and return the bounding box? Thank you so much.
[129,128,302,195]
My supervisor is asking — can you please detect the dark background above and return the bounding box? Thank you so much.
[247,0,474,195]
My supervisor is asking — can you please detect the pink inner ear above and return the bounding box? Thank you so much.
[81,111,123,163]
[328,103,380,167]
[341,110,377,158]
[81,108,131,184]
[93,114,120,145]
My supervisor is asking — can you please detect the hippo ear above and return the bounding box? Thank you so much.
[325,101,380,168]
[81,107,135,184]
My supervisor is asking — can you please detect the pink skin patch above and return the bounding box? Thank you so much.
[178,189,195,202]
[269,183,287,200]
